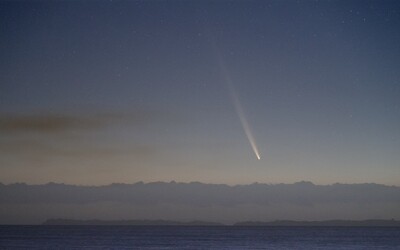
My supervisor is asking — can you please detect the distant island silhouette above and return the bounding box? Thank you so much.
[43,219,400,227]
[234,219,400,227]
[43,219,223,226]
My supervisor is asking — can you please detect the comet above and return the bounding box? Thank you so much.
[215,49,261,160]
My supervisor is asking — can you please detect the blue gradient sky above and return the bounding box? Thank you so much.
[0,0,399,185]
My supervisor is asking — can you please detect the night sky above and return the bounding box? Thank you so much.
[1,0,399,185]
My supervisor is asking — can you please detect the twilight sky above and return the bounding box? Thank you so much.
[0,0,399,185]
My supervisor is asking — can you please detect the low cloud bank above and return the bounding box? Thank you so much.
[0,181,399,224]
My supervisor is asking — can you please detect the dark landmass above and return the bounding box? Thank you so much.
[234,219,400,227]
[43,219,400,227]
[43,219,224,226]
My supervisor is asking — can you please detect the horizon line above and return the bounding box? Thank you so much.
[36,218,400,227]
[1,180,399,188]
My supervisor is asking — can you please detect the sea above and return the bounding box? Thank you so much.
[1,226,400,249]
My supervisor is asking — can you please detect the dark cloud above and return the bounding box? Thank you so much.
[0,114,103,133]
[0,112,159,160]
[0,111,161,134]
[0,140,153,159]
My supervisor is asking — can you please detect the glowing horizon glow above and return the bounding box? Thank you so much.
[215,49,261,160]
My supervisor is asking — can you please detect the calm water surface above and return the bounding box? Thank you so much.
[0,226,399,249]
